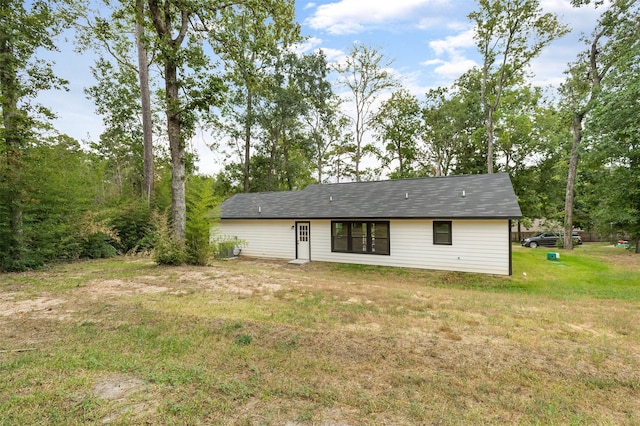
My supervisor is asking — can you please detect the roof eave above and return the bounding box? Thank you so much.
[220,215,523,220]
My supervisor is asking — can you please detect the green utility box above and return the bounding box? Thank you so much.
[547,252,560,261]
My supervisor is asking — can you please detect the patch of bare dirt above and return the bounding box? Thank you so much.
[81,279,169,299]
[92,374,157,424]
[93,374,145,400]
[0,295,67,318]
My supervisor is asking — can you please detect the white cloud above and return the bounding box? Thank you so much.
[398,70,438,96]
[422,57,478,80]
[428,28,475,56]
[540,0,609,35]
[416,17,441,30]
[306,0,443,35]
[304,2,317,10]
[422,27,478,81]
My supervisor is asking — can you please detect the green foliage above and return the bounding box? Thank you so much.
[372,89,422,178]
[470,0,569,172]
[422,70,487,176]
[247,51,328,191]
[0,136,107,271]
[81,232,117,259]
[85,58,147,197]
[0,0,76,271]
[108,199,155,254]
[576,0,640,249]
[185,176,219,265]
[235,334,253,346]
[152,211,186,266]
[333,43,399,181]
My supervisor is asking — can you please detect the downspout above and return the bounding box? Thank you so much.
[509,220,513,276]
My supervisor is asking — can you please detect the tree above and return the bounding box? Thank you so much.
[146,0,193,243]
[420,70,486,176]
[372,89,421,179]
[252,51,325,191]
[0,0,71,268]
[583,1,640,252]
[76,0,156,202]
[495,85,568,240]
[211,4,299,193]
[421,87,466,176]
[469,0,568,173]
[146,0,297,243]
[135,0,154,201]
[333,43,398,181]
[85,58,147,197]
[560,0,636,249]
[307,96,350,183]
[298,50,346,183]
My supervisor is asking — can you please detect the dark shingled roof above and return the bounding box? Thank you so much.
[220,173,522,220]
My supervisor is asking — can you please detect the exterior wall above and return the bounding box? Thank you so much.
[311,219,510,275]
[218,218,511,275]
[216,219,295,260]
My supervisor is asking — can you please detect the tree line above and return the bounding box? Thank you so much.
[1,0,638,271]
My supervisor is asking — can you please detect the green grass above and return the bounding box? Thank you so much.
[1,244,639,424]
[327,243,640,300]
[510,244,640,299]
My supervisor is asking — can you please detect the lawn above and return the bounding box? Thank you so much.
[1,243,639,425]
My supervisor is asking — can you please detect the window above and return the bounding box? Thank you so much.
[331,221,390,255]
[433,221,452,245]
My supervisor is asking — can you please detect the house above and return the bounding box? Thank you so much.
[217,173,522,275]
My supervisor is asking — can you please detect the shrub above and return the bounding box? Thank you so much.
[185,177,219,265]
[82,232,117,259]
[152,211,186,266]
[108,200,155,254]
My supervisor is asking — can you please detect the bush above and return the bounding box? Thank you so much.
[109,200,155,254]
[152,211,186,266]
[185,177,219,265]
[82,232,117,259]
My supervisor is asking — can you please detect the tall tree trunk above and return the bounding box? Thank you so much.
[136,0,154,202]
[517,221,522,243]
[243,84,252,193]
[0,35,24,256]
[398,142,404,177]
[165,62,186,242]
[563,28,606,251]
[283,132,292,191]
[354,114,361,182]
[317,149,323,182]
[564,112,583,250]
[147,0,189,243]
[487,106,495,174]
[267,127,279,192]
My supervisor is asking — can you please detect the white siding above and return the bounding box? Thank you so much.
[217,219,511,275]
[216,220,295,260]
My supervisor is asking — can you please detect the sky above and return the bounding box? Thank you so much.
[40,0,606,175]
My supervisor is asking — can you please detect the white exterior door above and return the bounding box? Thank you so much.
[296,222,310,260]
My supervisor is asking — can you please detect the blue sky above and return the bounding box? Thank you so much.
[297,0,603,90]
[41,0,605,174]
